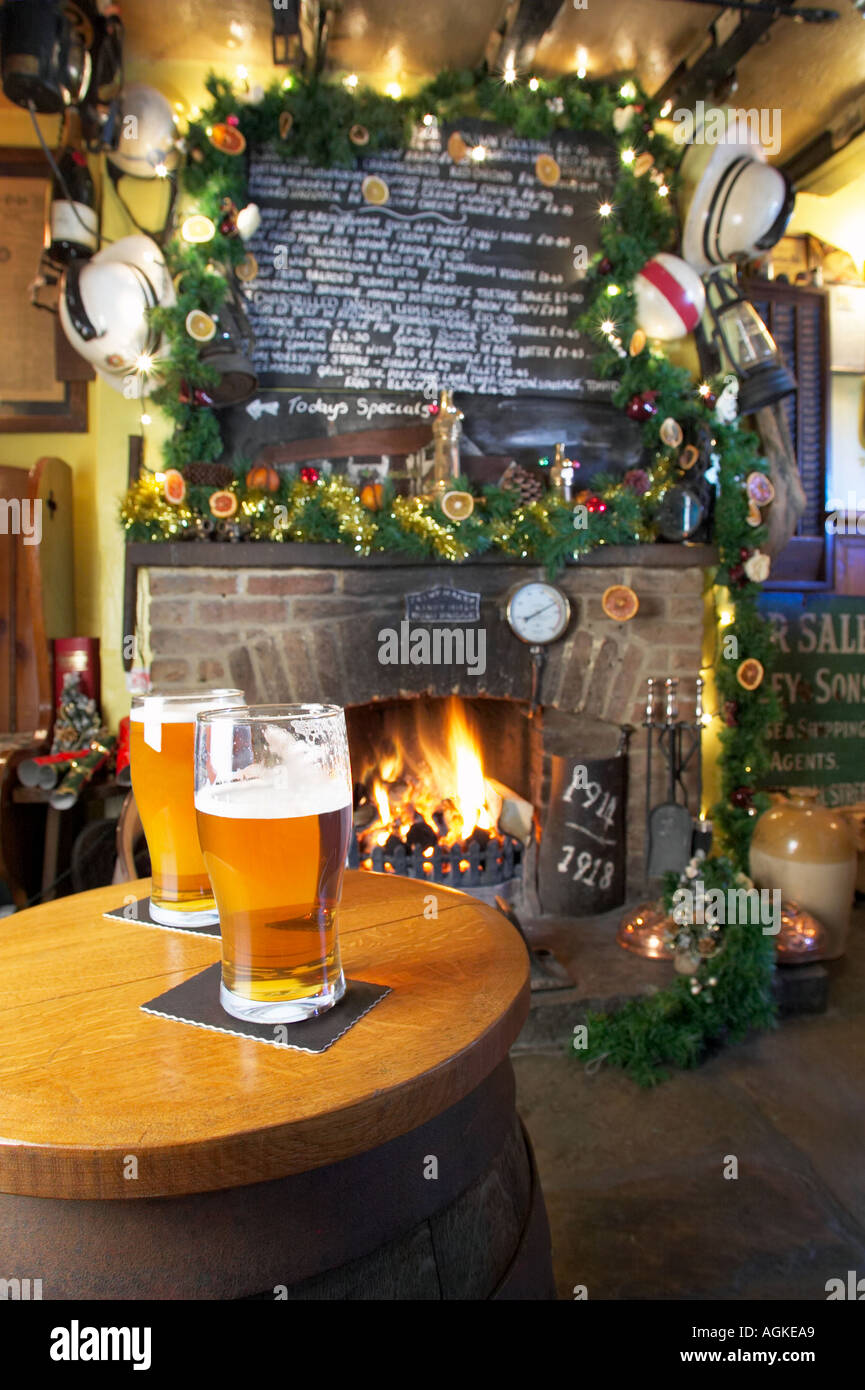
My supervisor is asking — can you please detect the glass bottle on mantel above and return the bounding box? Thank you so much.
[48,109,99,265]
[430,389,463,492]
[549,443,574,501]
[749,788,858,959]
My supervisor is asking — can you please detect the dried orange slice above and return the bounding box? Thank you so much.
[209,490,238,518]
[602,584,639,622]
[746,500,762,527]
[236,252,259,283]
[278,111,293,140]
[209,122,247,155]
[163,469,186,504]
[440,490,474,522]
[746,471,775,506]
[633,152,654,177]
[349,124,370,146]
[185,309,217,343]
[659,416,683,447]
[447,131,469,163]
[679,444,699,471]
[181,214,216,244]
[535,154,560,186]
[629,329,646,357]
[361,175,389,205]
[736,658,764,691]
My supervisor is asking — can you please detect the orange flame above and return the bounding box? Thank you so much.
[358,697,498,852]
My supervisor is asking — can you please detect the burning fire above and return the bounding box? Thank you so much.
[356,697,500,860]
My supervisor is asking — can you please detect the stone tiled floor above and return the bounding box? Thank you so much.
[513,907,865,1301]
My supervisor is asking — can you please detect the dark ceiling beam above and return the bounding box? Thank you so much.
[272,0,334,74]
[492,0,570,74]
[653,1,802,110]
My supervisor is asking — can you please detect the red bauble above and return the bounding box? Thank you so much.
[300,466,320,484]
[193,387,214,407]
[626,390,658,422]
[730,786,753,810]
[700,388,717,409]
[598,256,613,276]
[586,496,606,513]
[220,197,238,237]
[740,546,750,560]
[226,114,240,127]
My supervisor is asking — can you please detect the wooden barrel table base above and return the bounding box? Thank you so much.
[0,871,555,1300]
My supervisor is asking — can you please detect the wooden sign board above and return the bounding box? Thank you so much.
[758,593,865,807]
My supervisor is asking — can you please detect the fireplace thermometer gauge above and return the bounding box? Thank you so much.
[505,582,571,714]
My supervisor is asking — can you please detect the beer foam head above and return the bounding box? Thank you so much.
[195,772,349,819]
[131,691,243,725]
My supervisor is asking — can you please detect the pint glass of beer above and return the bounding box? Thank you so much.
[194,704,353,1023]
[130,690,243,926]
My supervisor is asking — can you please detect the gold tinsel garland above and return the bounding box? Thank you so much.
[120,465,672,566]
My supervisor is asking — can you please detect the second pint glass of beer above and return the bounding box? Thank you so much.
[194,704,353,1023]
[130,689,243,926]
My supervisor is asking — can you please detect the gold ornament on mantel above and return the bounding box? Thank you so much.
[430,389,464,495]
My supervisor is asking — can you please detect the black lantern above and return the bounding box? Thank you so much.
[704,270,796,414]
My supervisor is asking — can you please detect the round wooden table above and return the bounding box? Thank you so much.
[0,871,554,1299]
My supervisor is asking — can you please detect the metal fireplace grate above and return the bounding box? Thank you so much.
[349,833,522,889]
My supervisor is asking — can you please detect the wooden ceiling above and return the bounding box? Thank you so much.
[5,0,865,164]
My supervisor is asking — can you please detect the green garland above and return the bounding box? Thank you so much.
[581,856,777,1086]
[121,465,667,569]
[118,64,783,1081]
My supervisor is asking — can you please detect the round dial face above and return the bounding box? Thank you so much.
[506,582,571,645]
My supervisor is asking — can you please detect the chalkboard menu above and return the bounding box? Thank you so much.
[537,753,627,916]
[758,593,865,807]
[245,120,618,398]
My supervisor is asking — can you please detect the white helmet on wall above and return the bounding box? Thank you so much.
[680,120,795,273]
[107,82,179,178]
[59,235,175,395]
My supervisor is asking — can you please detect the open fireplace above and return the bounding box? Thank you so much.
[132,548,708,915]
[345,695,533,900]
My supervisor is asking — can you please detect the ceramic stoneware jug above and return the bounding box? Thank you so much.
[749,788,857,960]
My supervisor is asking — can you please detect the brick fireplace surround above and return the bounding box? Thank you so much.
[130,542,711,897]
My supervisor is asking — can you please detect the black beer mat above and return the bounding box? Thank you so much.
[140,964,391,1053]
[103,898,220,938]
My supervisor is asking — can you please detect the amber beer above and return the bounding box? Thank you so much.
[194,704,353,1023]
[130,691,242,925]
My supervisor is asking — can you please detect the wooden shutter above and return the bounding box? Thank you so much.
[744,279,831,587]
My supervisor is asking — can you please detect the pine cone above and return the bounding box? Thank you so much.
[500,462,543,503]
[184,461,234,488]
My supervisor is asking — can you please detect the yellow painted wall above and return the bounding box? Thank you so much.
[788,171,865,276]
[0,61,261,727]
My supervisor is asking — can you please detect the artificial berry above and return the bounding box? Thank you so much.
[598,256,613,276]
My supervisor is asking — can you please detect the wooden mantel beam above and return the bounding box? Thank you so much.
[491,0,570,76]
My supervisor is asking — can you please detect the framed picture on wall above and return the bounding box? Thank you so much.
[0,147,89,433]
